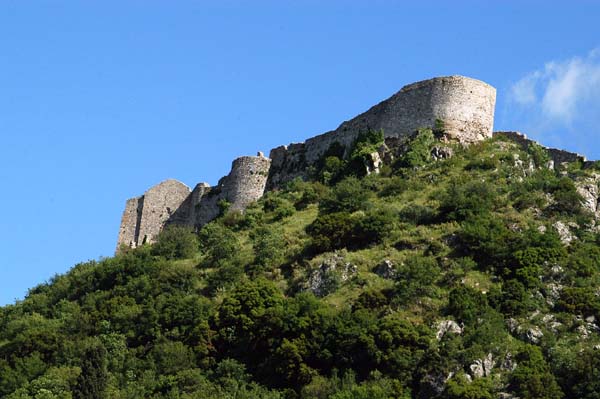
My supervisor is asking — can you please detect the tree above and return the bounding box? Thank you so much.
[151,225,199,260]
[73,344,108,399]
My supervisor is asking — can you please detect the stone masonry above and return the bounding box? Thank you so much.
[117,179,191,249]
[117,154,271,252]
[117,75,497,251]
[116,75,595,252]
[267,75,496,188]
[494,131,588,167]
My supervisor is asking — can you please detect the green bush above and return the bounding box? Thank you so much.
[509,346,564,399]
[263,195,295,220]
[199,222,240,266]
[446,285,489,326]
[319,177,372,214]
[151,225,199,260]
[399,204,437,225]
[556,287,600,316]
[528,143,550,168]
[439,179,501,221]
[307,212,356,252]
[395,128,435,169]
[250,226,286,273]
[395,256,441,302]
[354,208,396,246]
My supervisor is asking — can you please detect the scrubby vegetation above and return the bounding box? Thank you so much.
[2,131,600,398]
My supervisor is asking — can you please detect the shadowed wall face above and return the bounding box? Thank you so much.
[117,196,144,250]
[116,180,191,251]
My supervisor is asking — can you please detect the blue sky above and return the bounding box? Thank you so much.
[1,1,600,305]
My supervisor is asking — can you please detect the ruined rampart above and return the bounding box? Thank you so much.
[267,76,496,188]
[494,131,588,167]
[121,75,600,253]
[116,154,271,251]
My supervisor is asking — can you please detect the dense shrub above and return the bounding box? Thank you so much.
[395,128,435,169]
[395,256,441,302]
[439,179,501,221]
[199,222,240,266]
[509,346,564,399]
[556,287,600,317]
[398,204,437,225]
[250,226,286,273]
[319,177,372,214]
[447,285,489,326]
[263,195,295,220]
[307,208,394,252]
[151,225,199,260]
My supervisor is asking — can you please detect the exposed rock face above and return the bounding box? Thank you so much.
[435,320,463,341]
[470,353,494,378]
[430,146,454,161]
[525,326,544,344]
[553,221,575,244]
[306,253,356,297]
[576,175,600,215]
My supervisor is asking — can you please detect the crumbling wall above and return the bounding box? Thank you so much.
[267,75,496,189]
[221,154,272,211]
[117,196,144,250]
[116,155,272,252]
[136,180,192,245]
[494,131,587,167]
[188,183,212,226]
[116,179,191,251]
[117,75,503,251]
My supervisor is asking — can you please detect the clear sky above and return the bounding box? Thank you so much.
[1,1,600,305]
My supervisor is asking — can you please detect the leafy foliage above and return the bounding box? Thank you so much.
[2,134,600,397]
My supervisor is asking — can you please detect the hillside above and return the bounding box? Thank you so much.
[2,130,600,398]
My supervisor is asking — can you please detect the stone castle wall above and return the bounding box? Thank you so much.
[117,75,504,251]
[494,131,587,167]
[116,155,271,251]
[267,76,496,188]
[124,180,191,250]
[117,196,144,249]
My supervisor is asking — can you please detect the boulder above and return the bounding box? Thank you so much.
[553,221,575,244]
[435,320,463,341]
[469,353,494,378]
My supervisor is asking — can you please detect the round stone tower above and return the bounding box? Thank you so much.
[392,75,496,142]
[222,153,272,211]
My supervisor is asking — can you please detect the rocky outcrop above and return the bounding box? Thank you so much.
[305,253,357,297]
[469,353,494,378]
[435,320,463,341]
[553,221,576,244]
[373,260,396,279]
[576,174,600,215]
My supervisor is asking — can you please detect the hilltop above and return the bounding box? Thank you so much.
[2,126,600,398]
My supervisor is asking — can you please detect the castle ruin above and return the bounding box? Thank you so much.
[117,154,271,250]
[116,75,592,252]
